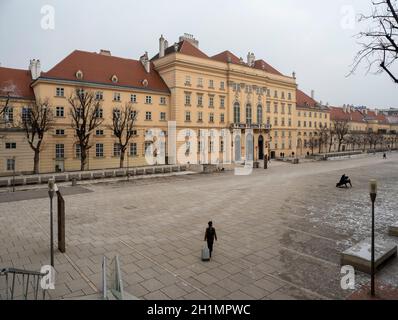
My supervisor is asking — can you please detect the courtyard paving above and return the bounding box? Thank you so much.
[1,152,398,300]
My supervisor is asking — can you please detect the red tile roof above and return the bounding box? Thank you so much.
[211,51,283,76]
[366,110,388,124]
[296,89,318,108]
[42,50,169,93]
[253,59,283,76]
[0,67,35,100]
[151,40,209,60]
[329,107,365,122]
[211,50,241,64]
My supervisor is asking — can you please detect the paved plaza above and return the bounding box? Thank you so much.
[1,153,398,300]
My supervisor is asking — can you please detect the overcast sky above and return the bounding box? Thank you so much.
[1,0,397,107]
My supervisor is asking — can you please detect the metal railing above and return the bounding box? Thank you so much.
[0,268,48,300]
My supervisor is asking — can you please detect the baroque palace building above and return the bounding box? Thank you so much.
[0,34,299,175]
[1,33,396,176]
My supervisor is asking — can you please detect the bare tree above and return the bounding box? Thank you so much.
[21,99,54,174]
[351,0,398,83]
[316,124,330,153]
[68,88,103,171]
[109,103,137,168]
[333,120,350,152]
[366,130,379,150]
[0,93,10,119]
[308,136,317,155]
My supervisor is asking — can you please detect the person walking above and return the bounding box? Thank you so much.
[383,153,387,160]
[204,221,217,259]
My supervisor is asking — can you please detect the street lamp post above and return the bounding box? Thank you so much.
[369,179,377,297]
[48,179,55,267]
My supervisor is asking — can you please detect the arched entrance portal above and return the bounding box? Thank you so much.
[234,135,241,162]
[258,135,264,160]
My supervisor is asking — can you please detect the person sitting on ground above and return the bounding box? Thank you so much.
[336,174,352,188]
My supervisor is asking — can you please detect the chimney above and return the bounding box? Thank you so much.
[343,104,346,113]
[179,33,199,48]
[292,71,296,79]
[375,109,378,116]
[311,90,315,100]
[99,49,111,56]
[29,59,41,80]
[159,35,166,58]
[174,42,179,52]
[140,52,150,73]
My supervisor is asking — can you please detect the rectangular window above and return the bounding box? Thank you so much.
[220,96,225,109]
[145,112,152,121]
[185,111,191,122]
[4,107,13,122]
[131,94,137,103]
[281,118,285,126]
[6,159,15,171]
[288,118,292,127]
[21,107,31,122]
[160,97,166,105]
[185,75,191,86]
[55,144,64,159]
[266,102,271,113]
[130,129,137,136]
[95,91,104,101]
[209,80,214,88]
[274,102,278,113]
[281,103,285,115]
[288,92,292,100]
[281,92,285,100]
[198,111,203,122]
[197,95,203,107]
[113,92,121,102]
[274,118,278,126]
[209,113,214,123]
[288,104,292,115]
[298,120,301,127]
[96,129,104,136]
[209,96,214,108]
[266,117,270,125]
[56,87,64,97]
[56,106,64,117]
[55,129,65,136]
[144,141,152,155]
[130,143,137,156]
[95,108,103,118]
[220,81,225,90]
[96,143,104,157]
[113,143,121,156]
[220,113,225,123]
[145,96,152,104]
[5,142,16,149]
[304,121,307,128]
[274,90,278,99]
[160,112,166,121]
[197,78,203,87]
[185,93,191,106]
[75,144,81,159]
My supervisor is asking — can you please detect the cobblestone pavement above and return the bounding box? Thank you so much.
[1,152,398,300]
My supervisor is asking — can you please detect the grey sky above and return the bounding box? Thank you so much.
[0,0,396,107]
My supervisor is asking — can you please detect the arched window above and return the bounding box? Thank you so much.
[257,104,263,124]
[246,104,252,125]
[234,102,240,124]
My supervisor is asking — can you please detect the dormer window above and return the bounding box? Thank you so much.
[111,75,118,83]
[76,70,84,80]
[142,79,148,87]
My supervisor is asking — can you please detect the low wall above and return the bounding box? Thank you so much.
[0,164,188,188]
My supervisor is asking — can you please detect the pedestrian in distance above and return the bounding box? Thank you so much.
[204,221,217,259]
[383,153,387,160]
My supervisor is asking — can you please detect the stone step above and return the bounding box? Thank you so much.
[341,238,397,274]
